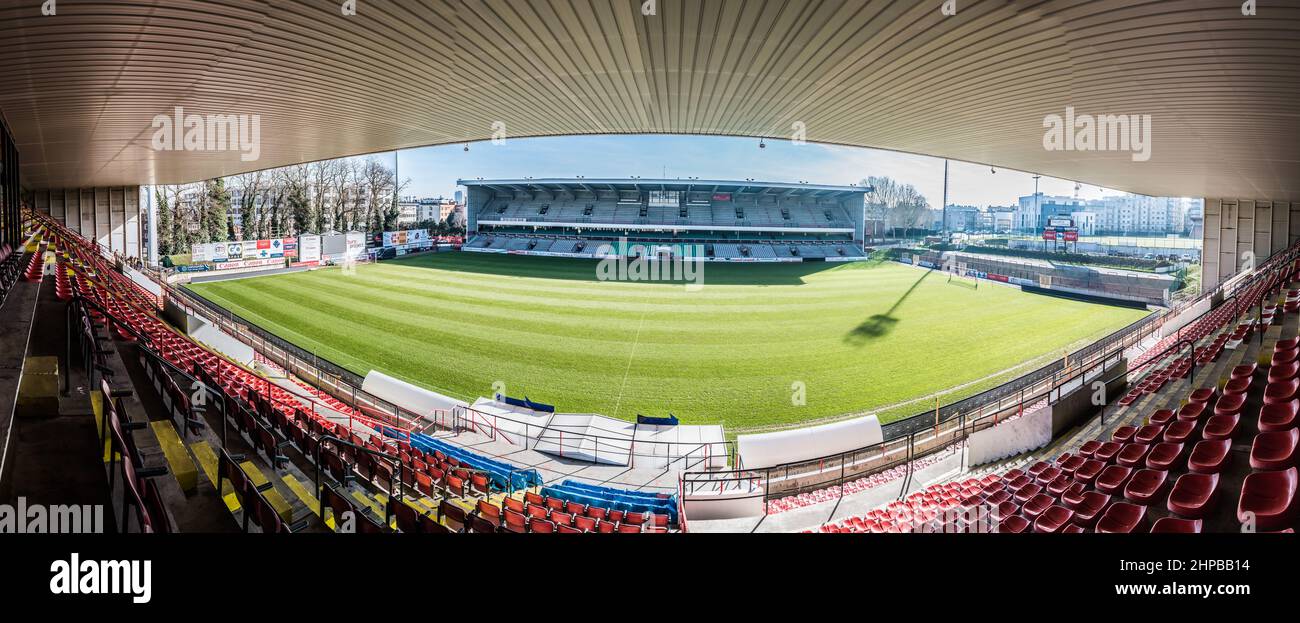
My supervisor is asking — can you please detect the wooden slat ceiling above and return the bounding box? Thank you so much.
[1,0,1297,200]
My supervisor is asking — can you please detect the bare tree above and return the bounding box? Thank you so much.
[862,175,930,237]
[231,170,267,240]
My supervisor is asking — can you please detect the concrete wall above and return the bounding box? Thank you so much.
[1051,357,1128,436]
[30,186,142,258]
[1203,199,1299,291]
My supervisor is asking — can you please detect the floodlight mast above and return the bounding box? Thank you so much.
[941,159,949,246]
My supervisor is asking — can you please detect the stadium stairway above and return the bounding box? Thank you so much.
[0,233,121,524]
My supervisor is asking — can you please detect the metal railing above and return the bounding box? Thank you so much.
[159,281,431,435]
[457,405,733,475]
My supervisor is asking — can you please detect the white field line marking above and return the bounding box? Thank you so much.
[610,310,648,420]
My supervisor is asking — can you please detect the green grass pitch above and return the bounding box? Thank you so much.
[185,252,1150,431]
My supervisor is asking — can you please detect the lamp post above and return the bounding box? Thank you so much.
[941,159,949,246]
[1033,175,1042,250]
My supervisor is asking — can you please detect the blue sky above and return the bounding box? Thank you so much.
[386,134,1130,207]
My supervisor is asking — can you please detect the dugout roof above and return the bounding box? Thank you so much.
[1,1,1297,200]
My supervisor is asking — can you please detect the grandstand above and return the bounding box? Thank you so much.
[461,179,875,262]
[4,7,1300,600]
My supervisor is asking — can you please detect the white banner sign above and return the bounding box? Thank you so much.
[345,232,366,259]
[299,235,321,263]
[190,243,212,263]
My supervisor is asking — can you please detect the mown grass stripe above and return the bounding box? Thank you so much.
[188,252,1149,429]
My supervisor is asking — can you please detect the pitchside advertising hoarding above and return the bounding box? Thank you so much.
[380,229,430,249]
[297,235,321,264]
[191,237,298,268]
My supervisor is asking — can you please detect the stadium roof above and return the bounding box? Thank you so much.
[458,178,867,199]
[1,1,1298,200]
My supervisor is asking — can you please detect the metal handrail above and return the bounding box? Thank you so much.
[314,434,402,530]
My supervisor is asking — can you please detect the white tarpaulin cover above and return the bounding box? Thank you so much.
[737,415,884,470]
[462,397,726,470]
[361,370,467,422]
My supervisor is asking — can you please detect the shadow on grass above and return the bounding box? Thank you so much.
[843,268,934,346]
[389,250,858,286]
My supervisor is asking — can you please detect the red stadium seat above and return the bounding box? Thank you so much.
[1036,466,1062,485]
[998,515,1030,533]
[1022,494,1055,519]
[1033,505,1075,533]
[992,501,1020,522]
[1071,492,1111,528]
[1046,474,1073,498]
[1124,469,1169,505]
[470,514,498,534]
[1214,391,1246,416]
[1095,465,1134,495]
[1176,401,1207,423]
[1188,440,1232,474]
[1026,461,1051,480]
[1151,517,1203,533]
[1145,442,1185,471]
[1074,459,1106,485]
[503,496,525,514]
[1269,360,1300,383]
[1077,440,1102,458]
[1111,426,1138,444]
[1249,428,1299,471]
[1188,387,1216,404]
[1163,420,1196,444]
[1093,441,1122,464]
[1061,482,1088,509]
[1202,414,1240,441]
[1013,483,1044,504]
[985,489,1012,506]
[1277,336,1300,351]
[1260,399,1299,432]
[1134,424,1164,445]
[1061,523,1086,534]
[529,518,556,533]
[1149,409,1176,426]
[1223,376,1252,395]
[1230,363,1257,380]
[1096,502,1148,533]
[1167,473,1219,518]
[1058,455,1086,475]
[1271,347,1299,367]
[1116,443,1151,468]
[503,509,528,532]
[1265,378,1300,405]
[1237,467,1298,531]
